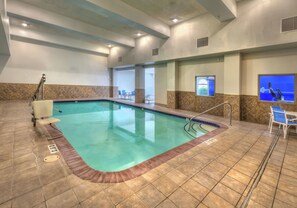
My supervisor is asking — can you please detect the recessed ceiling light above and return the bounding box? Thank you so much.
[136,32,142,37]
[107,44,113,48]
[21,22,29,27]
[172,18,179,23]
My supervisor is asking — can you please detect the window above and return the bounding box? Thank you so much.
[196,76,215,96]
[259,74,295,103]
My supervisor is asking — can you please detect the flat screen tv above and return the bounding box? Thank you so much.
[196,76,215,96]
[259,74,295,103]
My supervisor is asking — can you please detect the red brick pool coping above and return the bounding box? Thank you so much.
[46,99,228,183]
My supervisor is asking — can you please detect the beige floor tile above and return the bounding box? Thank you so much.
[246,200,266,208]
[81,191,114,208]
[221,175,247,194]
[67,174,85,188]
[12,176,41,198]
[142,169,162,182]
[192,172,218,190]
[250,189,274,208]
[12,188,44,208]
[166,168,190,186]
[212,183,241,205]
[136,184,166,207]
[33,202,47,208]
[169,188,200,208]
[202,192,233,208]
[42,177,71,200]
[182,179,209,201]
[227,169,252,185]
[273,199,294,208]
[152,175,179,197]
[125,176,149,192]
[39,163,67,185]
[105,183,134,205]
[278,174,297,196]
[46,189,78,208]
[156,199,177,208]
[116,194,147,208]
[0,181,12,204]
[275,189,297,207]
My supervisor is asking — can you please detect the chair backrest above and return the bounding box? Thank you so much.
[32,100,53,119]
[271,106,282,111]
[272,108,287,124]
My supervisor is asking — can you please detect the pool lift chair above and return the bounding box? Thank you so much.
[271,108,297,138]
[32,100,61,129]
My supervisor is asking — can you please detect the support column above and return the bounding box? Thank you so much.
[224,53,241,120]
[109,68,118,98]
[135,65,145,103]
[167,61,179,109]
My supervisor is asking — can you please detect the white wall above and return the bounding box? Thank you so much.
[0,40,109,86]
[178,57,224,93]
[108,0,297,68]
[155,64,167,105]
[114,69,135,92]
[241,48,297,96]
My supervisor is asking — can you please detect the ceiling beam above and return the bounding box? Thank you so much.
[196,0,237,21]
[10,26,109,56]
[70,0,170,39]
[7,0,135,48]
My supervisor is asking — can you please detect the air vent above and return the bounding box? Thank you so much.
[197,37,208,48]
[152,48,159,56]
[282,16,297,32]
[118,56,122,62]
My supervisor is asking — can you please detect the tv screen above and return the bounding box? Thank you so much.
[259,74,295,103]
[196,76,215,96]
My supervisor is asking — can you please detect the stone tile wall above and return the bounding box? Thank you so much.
[241,95,297,124]
[167,91,178,109]
[0,83,115,100]
[224,94,240,120]
[176,91,224,116]
[135,89,145,103]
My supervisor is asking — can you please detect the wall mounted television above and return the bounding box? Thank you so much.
[196,76,215,97]
[259,74,295,103]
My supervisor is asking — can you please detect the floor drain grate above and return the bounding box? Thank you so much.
[44,155,60,163]
[48,144,59,154]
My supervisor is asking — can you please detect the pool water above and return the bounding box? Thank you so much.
[53,101,217,172]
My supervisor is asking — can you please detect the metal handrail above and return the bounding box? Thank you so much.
[32,74,46,101]
[184,101,232,137]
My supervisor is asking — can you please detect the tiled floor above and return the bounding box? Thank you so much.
[0,100,297,208]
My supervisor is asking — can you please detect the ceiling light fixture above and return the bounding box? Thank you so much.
[107,44,113,48]
[136,32,142,37]
[21,22,29,27]
[172,18,179,23]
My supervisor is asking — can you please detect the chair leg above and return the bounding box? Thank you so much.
[268,116,272,130]
[270,121,273,134]
[283,125,288,139]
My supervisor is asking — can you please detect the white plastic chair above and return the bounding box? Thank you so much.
[271,109,297,138]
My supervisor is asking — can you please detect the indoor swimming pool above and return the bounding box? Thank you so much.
[53,100,218,172]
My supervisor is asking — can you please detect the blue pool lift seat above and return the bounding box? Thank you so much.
[270,107,297,138]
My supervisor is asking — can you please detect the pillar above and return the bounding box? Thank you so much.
[224,53,241,120]
[135,65,145,103]
[109,68,118,98]
[167,61,179,109]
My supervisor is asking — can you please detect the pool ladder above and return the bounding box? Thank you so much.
[184,102,232,138]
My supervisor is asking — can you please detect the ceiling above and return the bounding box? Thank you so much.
[7,0,246,52]
[17,0,208,37]
[121,0,207,25]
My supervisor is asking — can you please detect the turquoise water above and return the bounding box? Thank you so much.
[53,101,217,172]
